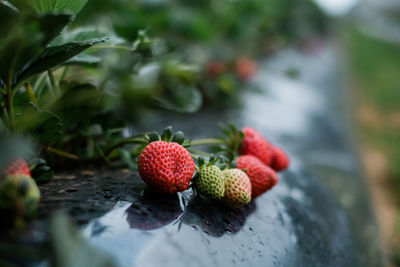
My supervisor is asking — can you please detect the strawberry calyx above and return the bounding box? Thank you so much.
[195,154,236,172]
[191,123,244,161]
[144,126,191,148]
[105,126,191,157]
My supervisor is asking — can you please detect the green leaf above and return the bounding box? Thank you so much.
[52,28,124,46]
[155,85,203,113]
[64,54,102,66]
[0,12,72,87]
[29,110,63,143]
[0,1,19,43]
[118,149,137,170]
[49,212,117,267]
[13,103,63,142]
[26,0,88,15]
[80,124,103,137]
[17,38,106,84]
[37,13,72,47]
[51,82,104,130]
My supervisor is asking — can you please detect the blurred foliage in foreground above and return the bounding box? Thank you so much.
[0,212,116,267]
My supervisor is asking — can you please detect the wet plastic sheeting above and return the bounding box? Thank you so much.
[83,169,354,267]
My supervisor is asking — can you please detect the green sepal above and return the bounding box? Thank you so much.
[161,126,172,142]
[218,155,230,163]
[29,157,54,185]
[182,138,191,148]
[171,131,185,145]
[208,154,218,165]
[217,164,228,171]
[228,123,237,134]
[197,157,205,168]
[145,131,160,143]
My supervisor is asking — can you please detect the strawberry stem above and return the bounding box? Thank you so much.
[190,138,224,146]
[59,66,69,82]
[187,148,211,158]
[47,147,80,160]
[24,83,37,105]
[5,88,14,130]
[47,69,60,97]
[0,102,9,128]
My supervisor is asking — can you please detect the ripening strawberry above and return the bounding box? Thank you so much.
[235,57,257,82]
[222,169,251,206]
[194,165,225,199]
[138,141,195,194]
[239,127,273,166]
[0,174,40,222]
[205,61,226,78]
[236,155,278,198]
[270,146,289,171]
[3,158,31,177]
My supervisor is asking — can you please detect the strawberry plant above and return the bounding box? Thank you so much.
[0,0,106,131]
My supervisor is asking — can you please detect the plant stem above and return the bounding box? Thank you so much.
[47,147,80,160]
[5,91,14,130]
[187,148,211,157]
[47,69,60,96]
[190,138,224,146]
[0,103,9,128]
[33,73,47,96]
[59,66,69,82]
[24,83,37,105]
[88,44,136,51]
[105,137,148,156]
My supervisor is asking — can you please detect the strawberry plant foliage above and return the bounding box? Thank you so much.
[26,0,88,15]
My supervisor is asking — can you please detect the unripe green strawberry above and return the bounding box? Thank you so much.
[222,169,251,206]
[194,165,225,199]
[0,174,40,221]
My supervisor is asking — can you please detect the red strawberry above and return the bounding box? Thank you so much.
[138,141,195,194]
[235,57,257,82]
[236,155,278,198]
[3,158,31,177]
[270,146,290,171]
[205,61,226,78]
[239,127,273,166]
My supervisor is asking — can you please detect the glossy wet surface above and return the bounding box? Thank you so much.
[36,42,383,266]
